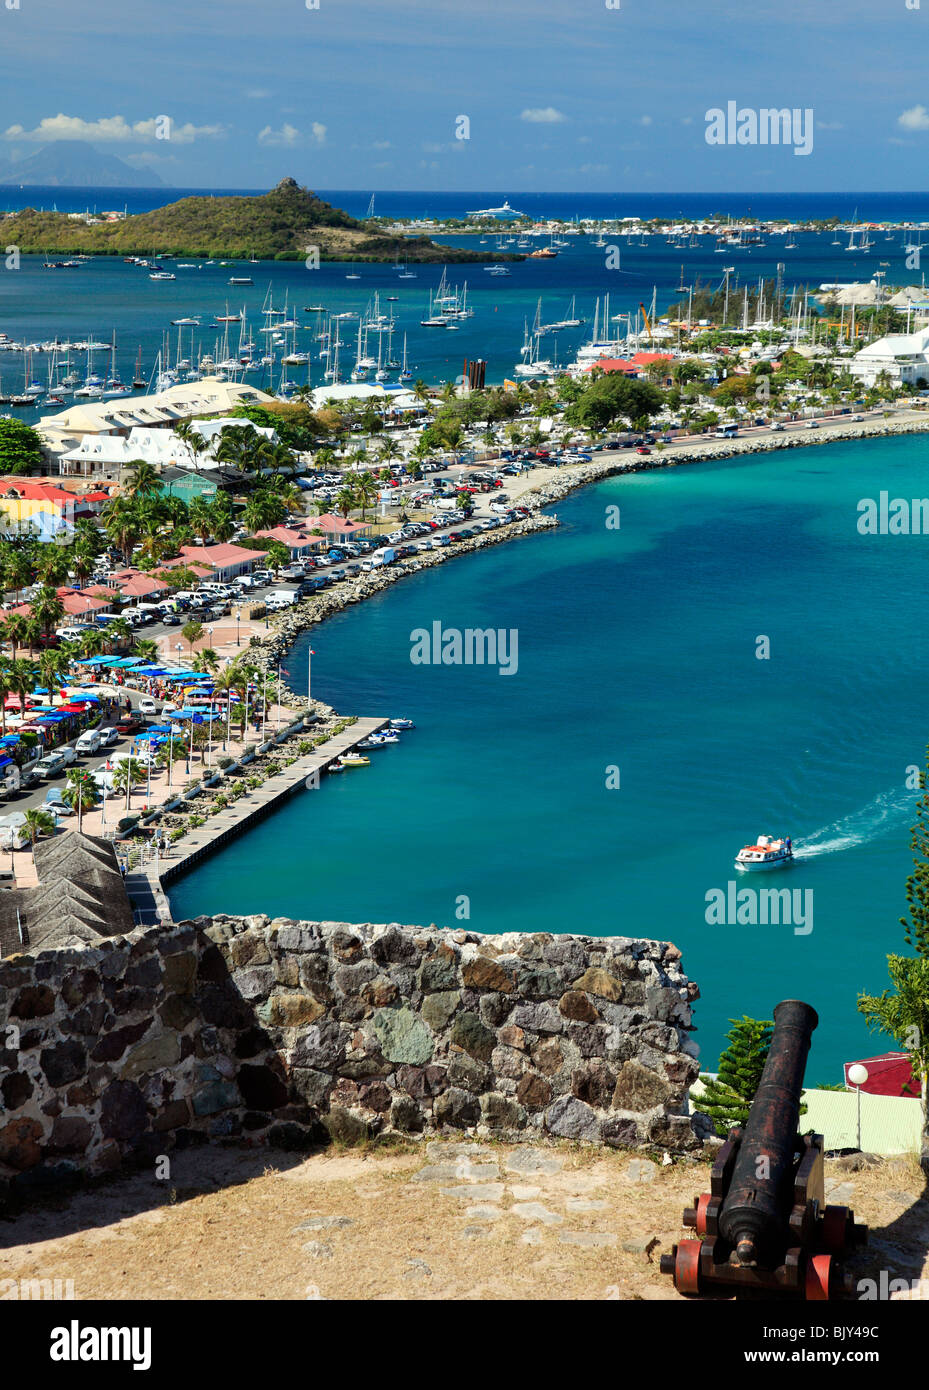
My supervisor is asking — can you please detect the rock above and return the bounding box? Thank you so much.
[323,1106,368,1145]
[411,1163,468,1183]
[449,1012,496,1063]
[504,1148,563,1176]
[237,1064,289,1111]
[835,1153,881,1172]
[463,1225,493,1239]
[559,991,599,1023]
[120,1031,181,1080]
[558,1230,617,1247]
[612,1060,674,1111]
[480,1092,526,1130]
[40,1040,87,1088]
[572,968,624,1001]
[421,990,460,1030]
[521,1228,543,1245]
[462,956,514,992]
[625,1158,658,1184]
[433,1087,480,1129]
[566,1198,607,1213]
[99,1080,149,1142]
[302,1241,333,1258]
[571,1059,616,1109]
[447,1052,492,1093]
[47,1116,93,1155]
[511,1202,562,1225]
[439,1183,506,1202]
[373,1007,434,1065]
[404,1259,432,1280]
[511,1183,542,1199]
[823,1181,855,1204]
[191,1080,239,1118]
[544,1095,599,1142]
[516,1072,552,1110]
[294,1216,354,1231]
[259,991,325,1027]
[0,1116,43,1170]
[599,1116,639,1148]
[465,1204,503,1221]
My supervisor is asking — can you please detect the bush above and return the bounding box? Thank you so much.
[216,754,234,769]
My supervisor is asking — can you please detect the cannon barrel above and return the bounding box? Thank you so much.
[717,999,818,1267]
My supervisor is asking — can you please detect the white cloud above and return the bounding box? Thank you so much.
[638,115,653,126]
[520,107,566,124]
[2,114,224,145]
[372,140,392,150]
[246,89,271,100]
[577,135,592,144]
[898,105,929,132]
[258,122,326,147]
[816,120,843,130]
[579,162,609,175]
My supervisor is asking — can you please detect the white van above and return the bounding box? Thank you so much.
[265,589,298,609]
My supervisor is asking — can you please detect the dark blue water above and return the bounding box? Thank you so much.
[170,435,929,1080]
[6,185,929,223]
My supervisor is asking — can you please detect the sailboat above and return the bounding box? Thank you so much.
[420,289,448,327]
[399,333,413,382]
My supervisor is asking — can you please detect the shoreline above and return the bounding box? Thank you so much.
[247,406,929,710]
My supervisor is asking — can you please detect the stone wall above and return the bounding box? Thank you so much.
[0,914,706,1198]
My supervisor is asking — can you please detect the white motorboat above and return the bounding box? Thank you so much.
[734,834,793,871]
[389,718,414,730]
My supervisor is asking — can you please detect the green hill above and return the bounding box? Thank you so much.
[0,178,520,263]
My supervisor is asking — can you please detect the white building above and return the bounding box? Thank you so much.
[37,377,276,456]
[850,326,929,387]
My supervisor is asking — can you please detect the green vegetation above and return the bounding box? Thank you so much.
[1,178,516,263]
[858,747,929,1115]
[698,1017,774,1137]
[0,418,45,474]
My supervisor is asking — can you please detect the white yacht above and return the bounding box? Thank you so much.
[734,835,794,871]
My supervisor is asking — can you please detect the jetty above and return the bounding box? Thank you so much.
[126,715,388,922]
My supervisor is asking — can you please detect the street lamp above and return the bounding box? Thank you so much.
[235,611,241,646]
[848,1064,869,1152]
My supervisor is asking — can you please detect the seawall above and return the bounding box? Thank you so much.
[0,914,706,1199]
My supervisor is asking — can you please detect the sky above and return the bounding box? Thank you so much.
[1,0,928,193]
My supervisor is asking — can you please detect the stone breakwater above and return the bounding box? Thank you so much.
[250,414,929,714]
[0,916,707,1197]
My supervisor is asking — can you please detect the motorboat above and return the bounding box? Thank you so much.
[734,834,793,871]
[389,718,414,730]
[339,753,370,766]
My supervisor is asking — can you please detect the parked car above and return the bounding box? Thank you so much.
[98,727,120,748]
[116,714,145,735]
[138,697,159,717]
[162,613,182,626]
[636,446,652,455]
[75,729,103,755]
[34,752,67,780]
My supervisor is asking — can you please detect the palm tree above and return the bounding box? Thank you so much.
[34,548,70,588]
[37,649,66,698]
[0,668,10,735]
[242,490,285,534]
[31,586,65,640]
[2,552,33,605]
[123,460,162,498]
[188,495,215,544]
[101,616,131,653]
[354,472,378,521]
[23,807,56,861]
[132,638,160,664]
[21,615,42,657]
[63,767,100,833]
[182,620,203,656]
[1,614,29,658]
[8,658,36,722]
[208,499,236,543]
[101,496,141,565]
[77,627,106,659]
[334,486,356,521]
[198,648,220,674]
[111,757,142,813]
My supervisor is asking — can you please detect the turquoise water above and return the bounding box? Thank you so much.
[169,435,929,1078]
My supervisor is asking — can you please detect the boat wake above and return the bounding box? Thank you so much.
[793,786,918,859]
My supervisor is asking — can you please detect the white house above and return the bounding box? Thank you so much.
[850,325,929,387]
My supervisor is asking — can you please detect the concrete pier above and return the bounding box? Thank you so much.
[126,716,389,921]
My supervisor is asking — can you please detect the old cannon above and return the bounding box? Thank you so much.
[660,999,868,1299]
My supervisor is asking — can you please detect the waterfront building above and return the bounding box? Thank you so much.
[850,325,929,387]
[0,477,105,540]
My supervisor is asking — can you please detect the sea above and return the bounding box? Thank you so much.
[1,186,928,406]
[170,432,929,1079]
[3,183,925,1077]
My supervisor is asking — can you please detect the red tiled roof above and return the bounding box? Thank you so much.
[178,543,268,566]
[314,514,365,534]
[0,478,77,507]
[254,526,322,547]
[119,574,168,597]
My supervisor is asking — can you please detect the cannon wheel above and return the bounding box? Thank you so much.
[694,1193,712,1236]
[805,1253,832,1300]
[821,1205,850,1254]
[673,1239,703,1295]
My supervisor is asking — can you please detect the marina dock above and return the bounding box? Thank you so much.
[126,715,388,921]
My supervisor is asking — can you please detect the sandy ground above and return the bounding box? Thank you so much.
[1,1140,925,1301]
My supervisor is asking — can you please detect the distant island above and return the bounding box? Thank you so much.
[0,177,521,261]
[0,139,162,188]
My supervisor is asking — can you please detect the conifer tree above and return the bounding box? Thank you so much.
[698,1016,773,1137]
